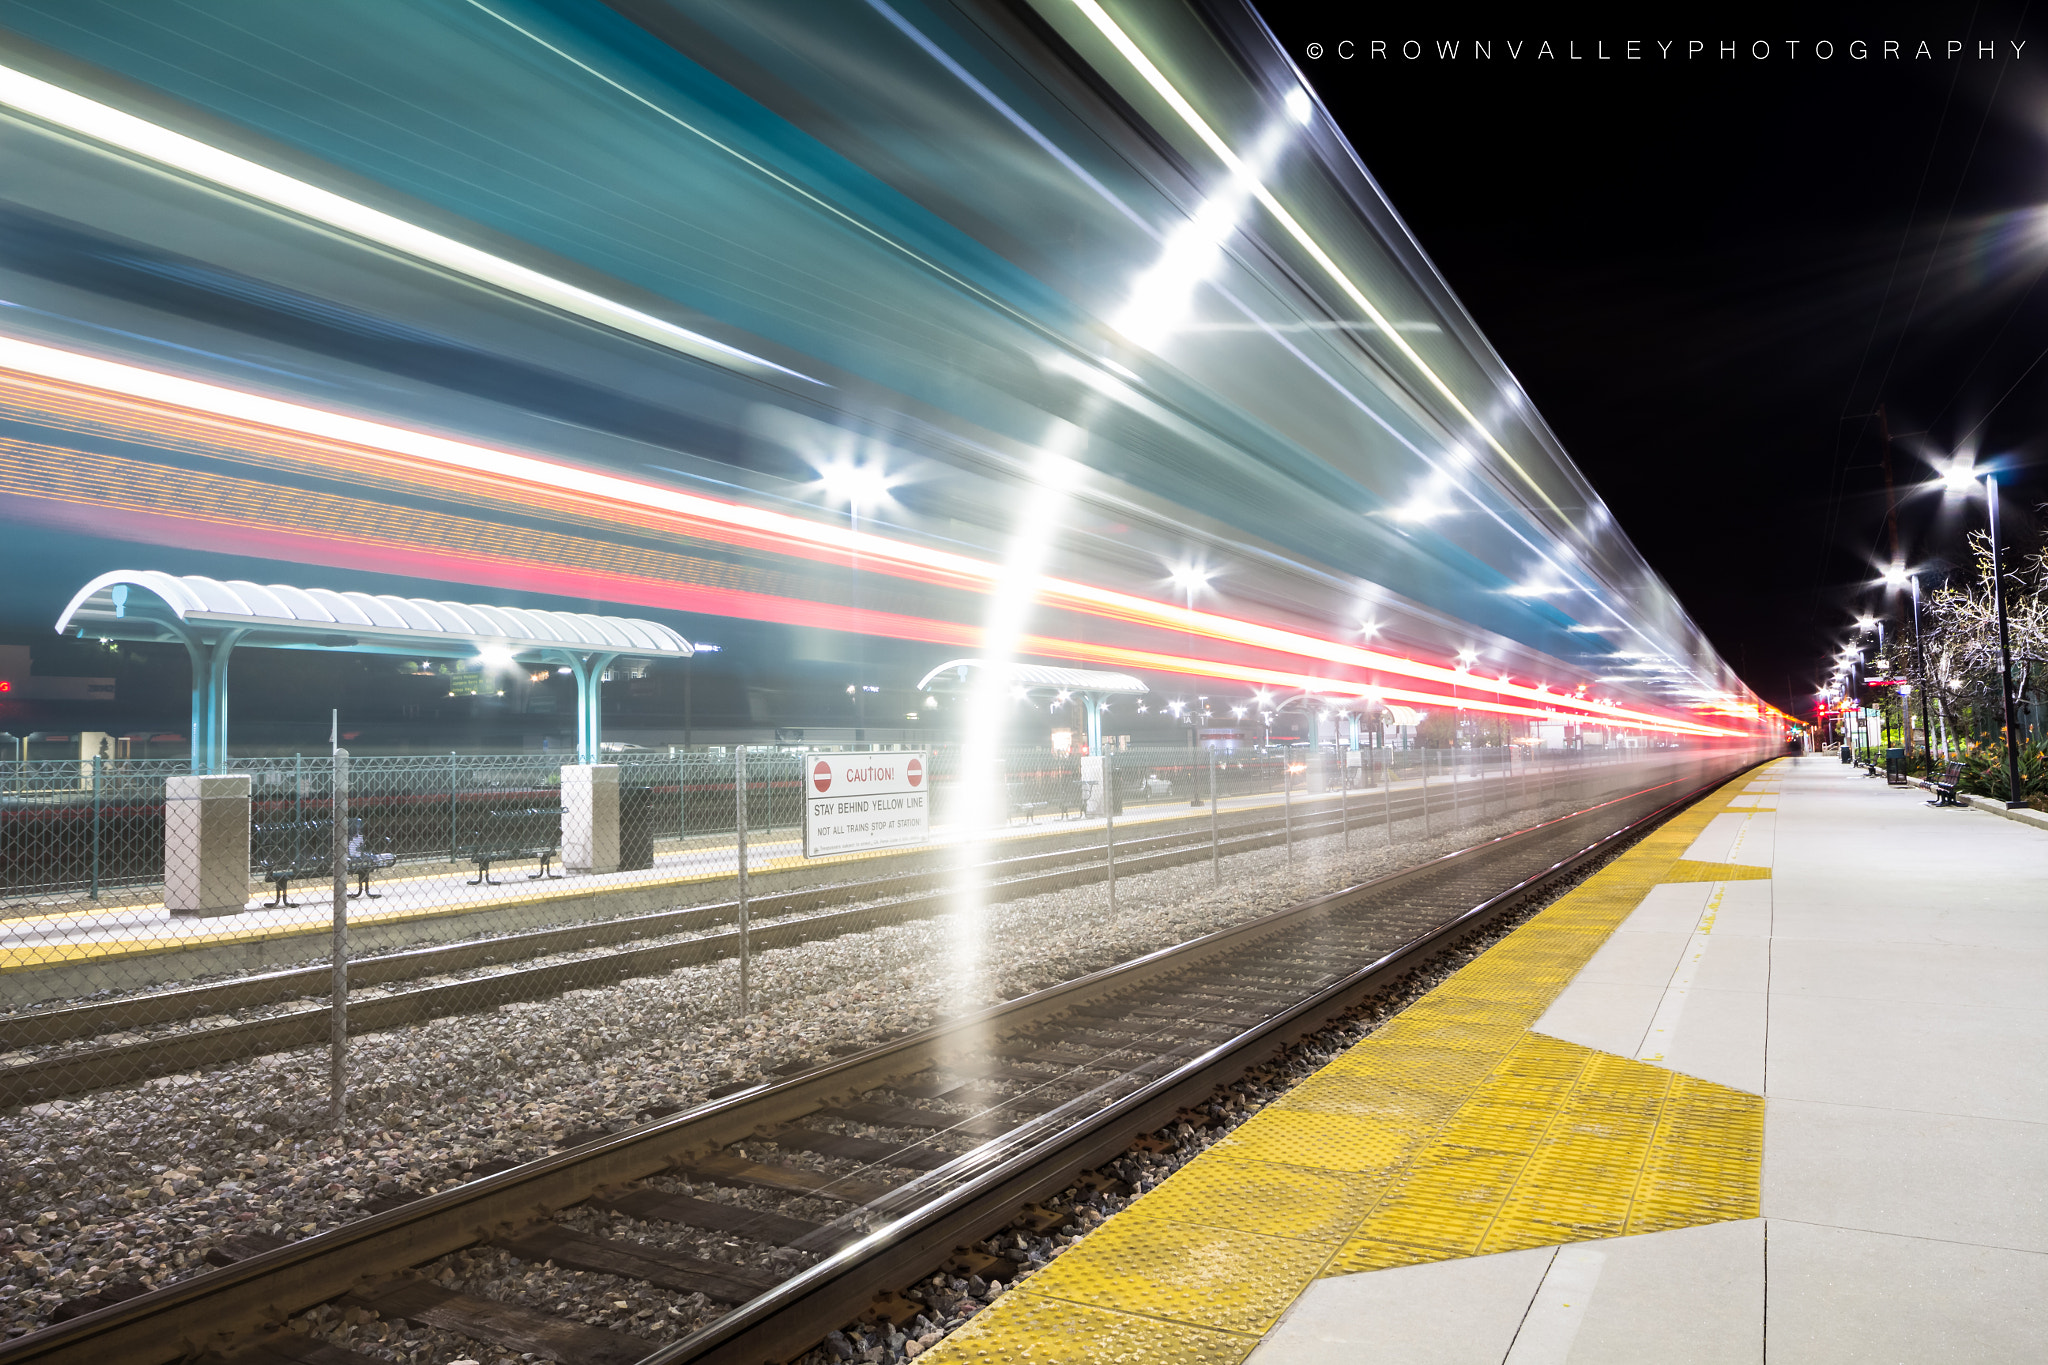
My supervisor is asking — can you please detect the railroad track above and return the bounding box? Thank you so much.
[0,758,1754,1365]
[0,765,1599,1107]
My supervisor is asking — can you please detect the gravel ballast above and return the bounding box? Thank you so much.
[786,821,1663,1365]
[0,771,1690,1345]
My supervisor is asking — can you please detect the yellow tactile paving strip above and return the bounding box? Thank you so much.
[1664,859,1772,882]
[927,763,1780,1364]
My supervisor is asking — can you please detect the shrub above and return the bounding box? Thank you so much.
[1954,739,2048,804]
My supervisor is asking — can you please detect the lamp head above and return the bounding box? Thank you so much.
[1940,454,1976,495]
[816,460,898,509]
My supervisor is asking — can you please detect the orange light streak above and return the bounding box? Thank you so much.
[0,336,1751,735]
[2,448,1742,738]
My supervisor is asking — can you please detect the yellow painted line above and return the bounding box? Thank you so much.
[927,762,1783,1364]
[0,856,786,972]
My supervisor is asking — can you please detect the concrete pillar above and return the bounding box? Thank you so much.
[562,763,620,873]
[165,773,251,917]
[1080,754,1105,818]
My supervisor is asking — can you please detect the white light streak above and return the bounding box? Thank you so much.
[0,62,814,384]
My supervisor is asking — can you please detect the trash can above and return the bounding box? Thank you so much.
[619,784,656,871]
[1885,747,1906,787]
[1840,744,1854,765]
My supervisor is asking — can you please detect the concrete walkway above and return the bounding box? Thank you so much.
[1250,754,2047,1363]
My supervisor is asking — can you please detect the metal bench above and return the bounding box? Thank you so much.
[1005,782,1055,824]
[251,818,395,907]
[251,820,324,908]
[1927,760,1964,808]
[345,821,398,899]
[460,806,563,885]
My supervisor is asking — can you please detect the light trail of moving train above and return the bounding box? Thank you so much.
[0,0,1786,746]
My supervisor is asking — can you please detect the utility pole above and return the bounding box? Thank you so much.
[1988,476,2026,808]
[1878,405,1907,755]
[1910,574,1933,763]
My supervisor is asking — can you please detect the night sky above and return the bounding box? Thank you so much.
[1256,3,2048,718]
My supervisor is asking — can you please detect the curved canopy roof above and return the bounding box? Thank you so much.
[916,658,1147,695]
[56,571,693,659]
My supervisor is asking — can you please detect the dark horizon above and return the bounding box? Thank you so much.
[1257,3,2048,717]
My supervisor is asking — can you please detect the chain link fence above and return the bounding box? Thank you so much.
[0,739,1767,1341]
[0,740,1723,1112]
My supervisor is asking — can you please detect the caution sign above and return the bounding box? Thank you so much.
[802,752,930,857]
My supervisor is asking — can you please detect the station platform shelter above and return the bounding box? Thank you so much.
[929,755,2046,1363]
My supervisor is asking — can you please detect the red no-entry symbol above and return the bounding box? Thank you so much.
[812,760,833,794]
[906,757,924,787]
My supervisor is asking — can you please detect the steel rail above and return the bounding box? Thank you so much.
[4,786,1394,1045]
[650,763,1753,1365]
[0,759,1755,1365]
[0,770,1570,1106]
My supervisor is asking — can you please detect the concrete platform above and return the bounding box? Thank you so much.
[926,756,2048,1363]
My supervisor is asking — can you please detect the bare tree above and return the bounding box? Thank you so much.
[1922,530,2048,744]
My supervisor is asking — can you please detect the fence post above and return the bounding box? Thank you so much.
[1383,744,1393,842]
[1421,750,1431,837]
[1342,754,1349,851]
[735,746,750,1015]
[1283,756,1293,865]
[447,752,457,863]
[1209,749,1219,882]
[679,748,688,845]
[329,747,349,1125]
[90,755,102,901]
[1103,751,1116,913]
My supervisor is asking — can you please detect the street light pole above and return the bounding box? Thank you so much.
[1910,574,1933,762]
[1987,475,2026,808]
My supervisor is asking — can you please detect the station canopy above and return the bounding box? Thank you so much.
[916,659,1148,695]
[56,571,694,660]
[56,570,692,769]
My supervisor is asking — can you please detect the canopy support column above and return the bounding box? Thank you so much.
[183,629,243,774]
[1083,694,1104,757]
[556,651,620,764]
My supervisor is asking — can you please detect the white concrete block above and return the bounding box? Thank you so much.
[164,773,251,917]
[562,763,619,873]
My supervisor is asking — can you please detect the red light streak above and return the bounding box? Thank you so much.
[0,340,1760,737]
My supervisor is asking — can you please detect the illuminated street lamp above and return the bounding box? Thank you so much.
[1908,574,1932,761]
[1984,475,2025,806]
[816,460,898,534]
[1946,463,2025,807]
